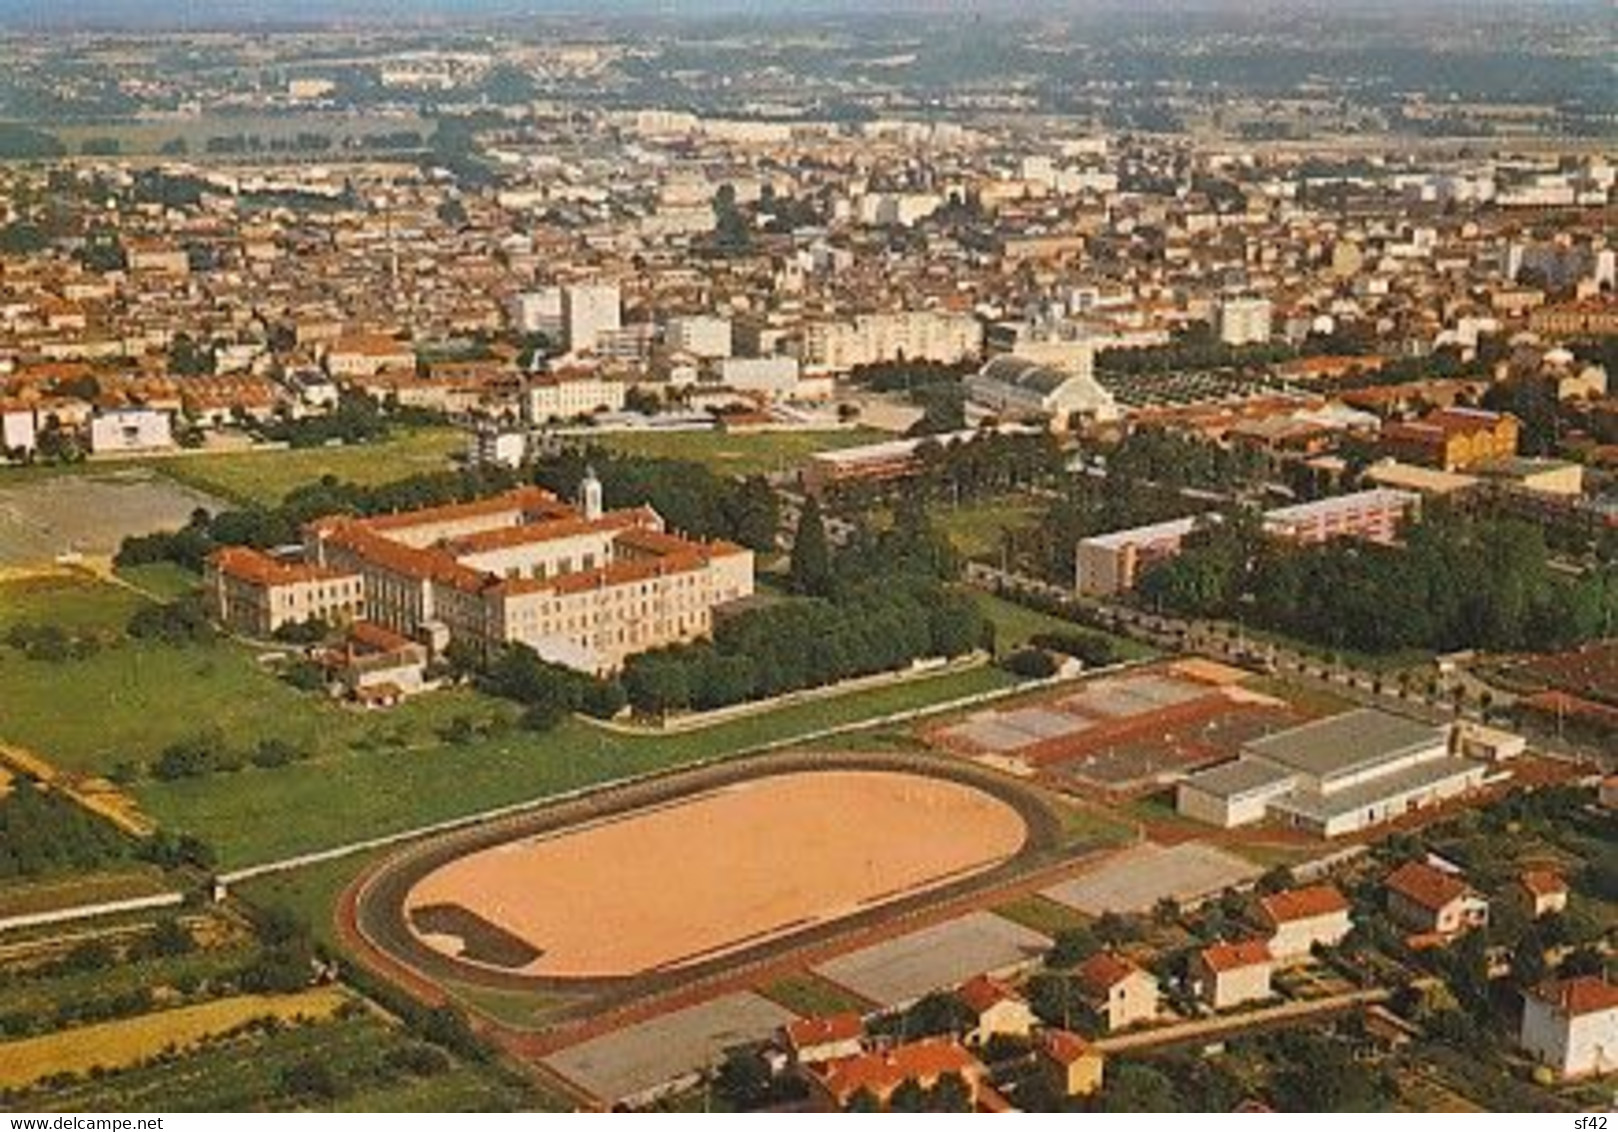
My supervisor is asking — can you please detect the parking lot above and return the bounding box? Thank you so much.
[1040,841,1263,915]
[541,992,796,1107]
[812,911,1050,1009]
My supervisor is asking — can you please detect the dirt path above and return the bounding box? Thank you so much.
[1094,985,1392,1053]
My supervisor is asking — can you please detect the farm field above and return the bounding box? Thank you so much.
[0,569,146,632]
[0,987,348,1090]
[12,1009,548,1112]
[155,427,464,505]
[0,471,223,567]
[593,427,885,477]
[114,561,201,601]
[0,867,172,920]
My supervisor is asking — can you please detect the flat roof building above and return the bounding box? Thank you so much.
[1075,489,1419,597]
[1176,708,1493,838]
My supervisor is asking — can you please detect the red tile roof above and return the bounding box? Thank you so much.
[783,1013,863,1054]
[1037,1028,1096,1066]
[1386,861,1474,912]
[816,1039,980,1106]
[208,545,353,587]
[956,974,1022,1015]
[357,485,559,534]
[1531,976,1618,1017]
[1257,884,1351,926]
[1199,939,1272,973]
[1075,952,1145,994]
[1519,869,1569,898]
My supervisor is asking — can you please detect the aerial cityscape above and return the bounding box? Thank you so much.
[0,0,1613,1116]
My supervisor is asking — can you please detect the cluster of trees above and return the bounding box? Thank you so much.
[473,644,626,730]
[1097,337,1294,375]
[128,599,215,645]
[533,449,780,554]
[3,621,106,662]
[622,576,990,717]
[1138,507,1618,654]
[251,391,396,449]
[144,732,313,782]
[0,123,66,159]
[1103,426,1268,492]
[0,778,128,879]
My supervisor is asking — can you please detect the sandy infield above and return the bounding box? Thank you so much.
[403,769,1029,979]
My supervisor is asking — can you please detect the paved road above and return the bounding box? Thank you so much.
[1095,985,1392,1053]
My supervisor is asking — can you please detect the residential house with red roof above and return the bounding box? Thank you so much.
[1253,884,1354,962]
[1513,870,1571,921]
[1074,952,1159,1032]
[1190,939,1274,1010]
[1520,976,1618,1079]
[805,1038,991,1112]
[781,1013,864,1068]
[1035,1029,1104,1099]
[956,974,1035,1047]
[1385,861,1490,938]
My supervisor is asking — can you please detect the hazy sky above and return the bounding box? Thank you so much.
[0,0,1592,27]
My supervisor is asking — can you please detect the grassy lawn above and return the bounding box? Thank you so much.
[0,630,515,777]
[0,867,174,920]
[0,571,147,633]
[931,497,1044,560]
[3,567,1021,866]
[1244,675,1355,718]
[156,427,463,506]
[993,895,1092,937]
[968,589,1155,661]
[758,972,870,1017]
[232,850,388,952]
[141,662,1016,866]
[594,428,885,478]
[1054,800,1137,850]
[114,561,201,601]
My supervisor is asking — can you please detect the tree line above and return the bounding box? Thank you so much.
[1138,506,1618,654]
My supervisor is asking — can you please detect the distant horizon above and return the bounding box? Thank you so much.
[0,0,1605,33]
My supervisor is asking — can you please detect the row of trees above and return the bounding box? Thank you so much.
[622,577,991,717]
[1138,507,1618,654]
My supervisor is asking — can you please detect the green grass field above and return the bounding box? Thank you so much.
[155,428,464,506]
[0,571,147,633]
[929,497,1045,560]
[993,895,1092,937]
[113,561,202,601]
[139,662,1014,866]
[759,973,870,1017]
[594,428,885,478]
[968,589,1155,661]
[1,571,1021,867]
